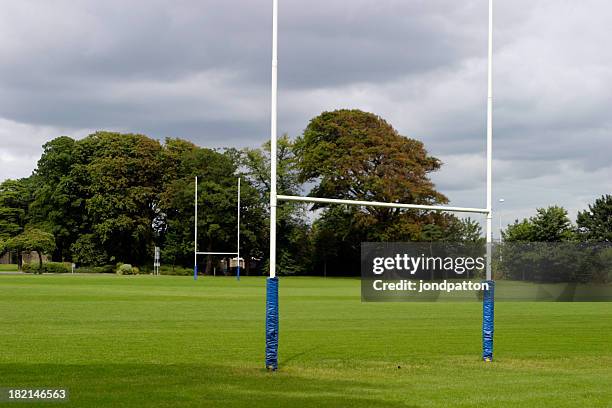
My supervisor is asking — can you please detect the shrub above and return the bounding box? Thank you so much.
[116,263,139,275]
[75,265,114,274]
[140,265,192,276]
[45,262,72,274]
[71,234,108,266]
[22,262,71,274]
[116,263,131,275]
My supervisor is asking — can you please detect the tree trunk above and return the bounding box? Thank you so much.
[17,252,23,271]
[37,251,43,274]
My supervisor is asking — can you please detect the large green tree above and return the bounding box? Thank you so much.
[24,132,267,270]
[0,178,34,239]
[294,109,453,274]
[577,195,612,242]
[295,110,451,238]
[28,132,165,265]
[78,132,164,265]
[0,178,36,266]
[503,206,575,242]
[295,109,446,207]
[241,135,312,275]
[29,136,84,261]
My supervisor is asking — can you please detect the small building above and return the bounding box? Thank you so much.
[0,251,48,265]
[0,252,11,264]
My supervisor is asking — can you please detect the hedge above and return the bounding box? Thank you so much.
[23,262,71,274]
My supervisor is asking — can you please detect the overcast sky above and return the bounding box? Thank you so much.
[1,0,611,237]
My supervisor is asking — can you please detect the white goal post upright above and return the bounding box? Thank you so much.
[269,0,279,282]
[193,176,242,280]
[482,0,495,362]
[265,0,279,371]
[265,0,495,370]
[237,177,241,280]
[486,0,494,281]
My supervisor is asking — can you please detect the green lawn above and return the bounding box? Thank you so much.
[0,275,610,407]
[0,264,18,272]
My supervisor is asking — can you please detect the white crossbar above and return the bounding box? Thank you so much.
[277,195,490,214]
[196,252,238,255]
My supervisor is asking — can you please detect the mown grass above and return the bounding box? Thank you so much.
[0,275,610,407]
[0,264,18,272]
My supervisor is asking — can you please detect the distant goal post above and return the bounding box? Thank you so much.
[193,176,242,280]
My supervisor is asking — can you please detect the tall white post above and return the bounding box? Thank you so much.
[237,177,241,278]
[269,0,278,279]
[237,178,241,257]
[485,0,493,281]
[194,176,198,280]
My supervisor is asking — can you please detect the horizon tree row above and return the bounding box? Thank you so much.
[1,109,609,275]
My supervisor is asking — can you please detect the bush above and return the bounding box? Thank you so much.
[116,263,131,275]
[139,265,193,276]
[71,234,108,266]
[46,262,72,274]
[75,265,115,274]
[23,262,71,274]
[116,263,139,275]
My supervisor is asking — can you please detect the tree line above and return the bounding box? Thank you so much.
[0,109,610,276]
[503,201,612,243]
[497,200,612,283]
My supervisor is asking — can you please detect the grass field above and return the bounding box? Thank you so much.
[0,264,18,272]
[0,275,610,407]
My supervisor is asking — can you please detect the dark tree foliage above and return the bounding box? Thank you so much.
[503,206,575,242]
[30,136,86,261]
[241,135,311,275]
[294,109,455,275]
[0,178,36,266]
[6,112,608,276]
[23,132,264,270]
[0,179,32,239]
[497,206,597,283]
[577,194,612,242]
[295,109,446,206]
[158,139,265,274]
[497,241,612,284]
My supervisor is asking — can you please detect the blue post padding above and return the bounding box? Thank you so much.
[482,280,495,361]
[194,264,198,280]
[265,277,279,370]
[236,266,240,281]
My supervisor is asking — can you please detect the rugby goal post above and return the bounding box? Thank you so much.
[194,176,242,280]
[265,0,495,370]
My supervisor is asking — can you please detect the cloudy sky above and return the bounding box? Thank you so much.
[1,0,610,236]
